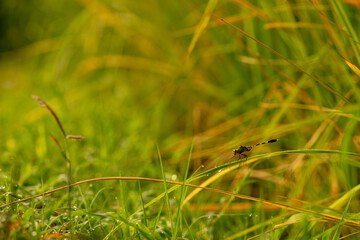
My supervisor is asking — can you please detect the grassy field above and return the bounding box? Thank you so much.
[1,0,360,239]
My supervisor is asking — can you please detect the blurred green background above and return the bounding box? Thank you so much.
[1,0,360,239]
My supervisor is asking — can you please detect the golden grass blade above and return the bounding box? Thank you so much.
[185,0,218,60]
[344,58,360,78]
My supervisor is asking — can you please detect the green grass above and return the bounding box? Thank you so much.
[1,0,360,239]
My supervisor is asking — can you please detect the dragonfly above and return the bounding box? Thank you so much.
[233,139,278,159]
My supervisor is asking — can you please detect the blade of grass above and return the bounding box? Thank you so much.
[330,183,360,210]
[152,197,165,233]
[156,144,174,235]
[344,58,360,78]
[32,95,66,137]
[332,197,352,240]
[183,213,195,240]
[185,0,218,60]
[76,185,92,229]
[89,187,111,209]
[112,214,155,240]
[174,141,194,238]
[118,174,129,236]
[138,180,148,227]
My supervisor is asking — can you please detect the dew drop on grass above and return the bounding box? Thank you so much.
[201,165,204,168]
[171,174,177,180]
[249,213,253,217]
[218,170,222,173]
[0,186,5,190]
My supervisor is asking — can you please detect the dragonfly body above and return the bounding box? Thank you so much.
[233,139,278,159]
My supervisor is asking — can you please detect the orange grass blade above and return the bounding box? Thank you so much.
[50,135,64,152]
[32,96,66,138]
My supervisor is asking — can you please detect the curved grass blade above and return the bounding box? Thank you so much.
[186,0,218,60]
[32,95,66,137]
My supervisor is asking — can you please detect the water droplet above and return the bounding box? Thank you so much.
[201,165,204,168]
[249,213,253,217]
[218,170,222,173]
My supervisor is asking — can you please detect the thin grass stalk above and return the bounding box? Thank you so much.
[138,180,148,226]
[32,95,73,236]
[157,144,174,235]
[174,141,194,238]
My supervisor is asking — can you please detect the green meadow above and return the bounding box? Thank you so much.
[1,0,360,239]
